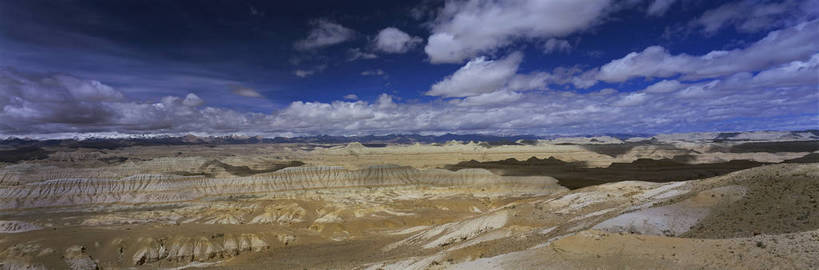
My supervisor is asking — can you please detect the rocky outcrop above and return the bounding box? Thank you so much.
[0,221,41,233]
[63,246,97,270]
[0,166,550,209]
[130,234,271,266]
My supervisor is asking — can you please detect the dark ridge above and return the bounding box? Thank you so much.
[0,146,52,163]
[517,139,538,145]
[170,171,215,177]
[783,153,819,163]
[199,160,305,177]
[670,154,697,163]
[578,141,682,158]
[444,156,767,189]
[361,143,387,148]
[485,141,523,146]
[98,156,128,164]
[729,141,819,153]
[714,132,742,142]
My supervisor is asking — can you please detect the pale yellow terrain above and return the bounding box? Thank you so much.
[0,137,816,269]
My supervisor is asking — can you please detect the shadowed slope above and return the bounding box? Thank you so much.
[445,156,768,189]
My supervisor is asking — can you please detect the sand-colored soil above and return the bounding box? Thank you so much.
[0,137,816,269]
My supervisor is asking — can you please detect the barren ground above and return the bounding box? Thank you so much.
[0,136,817,269]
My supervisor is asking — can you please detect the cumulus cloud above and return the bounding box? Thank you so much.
[542,38,572,54]
[294,19,355,50]
[232,87,263,98]
[51,75,124,102]
[457,90,522,107]
[374,27,423,53]
[2,23,818,137]
[614,92,649,106]
[182,93,204,107]
[273,99,400,133]
[426,52,523,97]
[597,20,819,82]
[0,68,266,135]
[594,88,618,96]
[693,0,818,34]
[675,80,719,99]
[262,51,818,135]
[747,53,819,88]
[505,66,599,92]
[425,0,612,63]
[0,69,120,128]
[375,93,397,110]
[2,53,817,137]
[643,79,683,93]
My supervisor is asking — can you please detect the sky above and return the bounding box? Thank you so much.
[0,0,817,138]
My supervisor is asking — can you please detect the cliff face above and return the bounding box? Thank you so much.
[0,166,559,210]
[0,162,569,270]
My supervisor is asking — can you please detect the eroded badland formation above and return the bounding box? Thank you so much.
[0,131,818,269]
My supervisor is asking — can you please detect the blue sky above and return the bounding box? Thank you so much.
[0,0,817,137]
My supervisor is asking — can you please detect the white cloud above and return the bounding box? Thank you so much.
[2,54,818,137]
[542,38,572,54]
[505,72,556,92]
[505,66,598,92]
[361,69,385,76]
[457,90,522,107]
[232,87,263,98]
[53,75,124,102]
[693,0,817,34]
[747,53,819,88]
[374,27,423,53]
[347,48,378,61]
[594,88,618,96]
[4,22,819,137]
[274,100,385,131]
[424,0,612,63]
[182,93,204,107]
[293,64,327,78]
[647,0,677,16]
[0,69,120,127]
[0,68,265,134]
[597,20,819,82]
[375,93,397,110]
[426,52,523,97]
[675,80,720,99]
[597,46,686,82]
[643,79,683,93]
[294,19,355,50]
[293,70,314,78]
[614,92,649,106]
[255,50,816,135]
